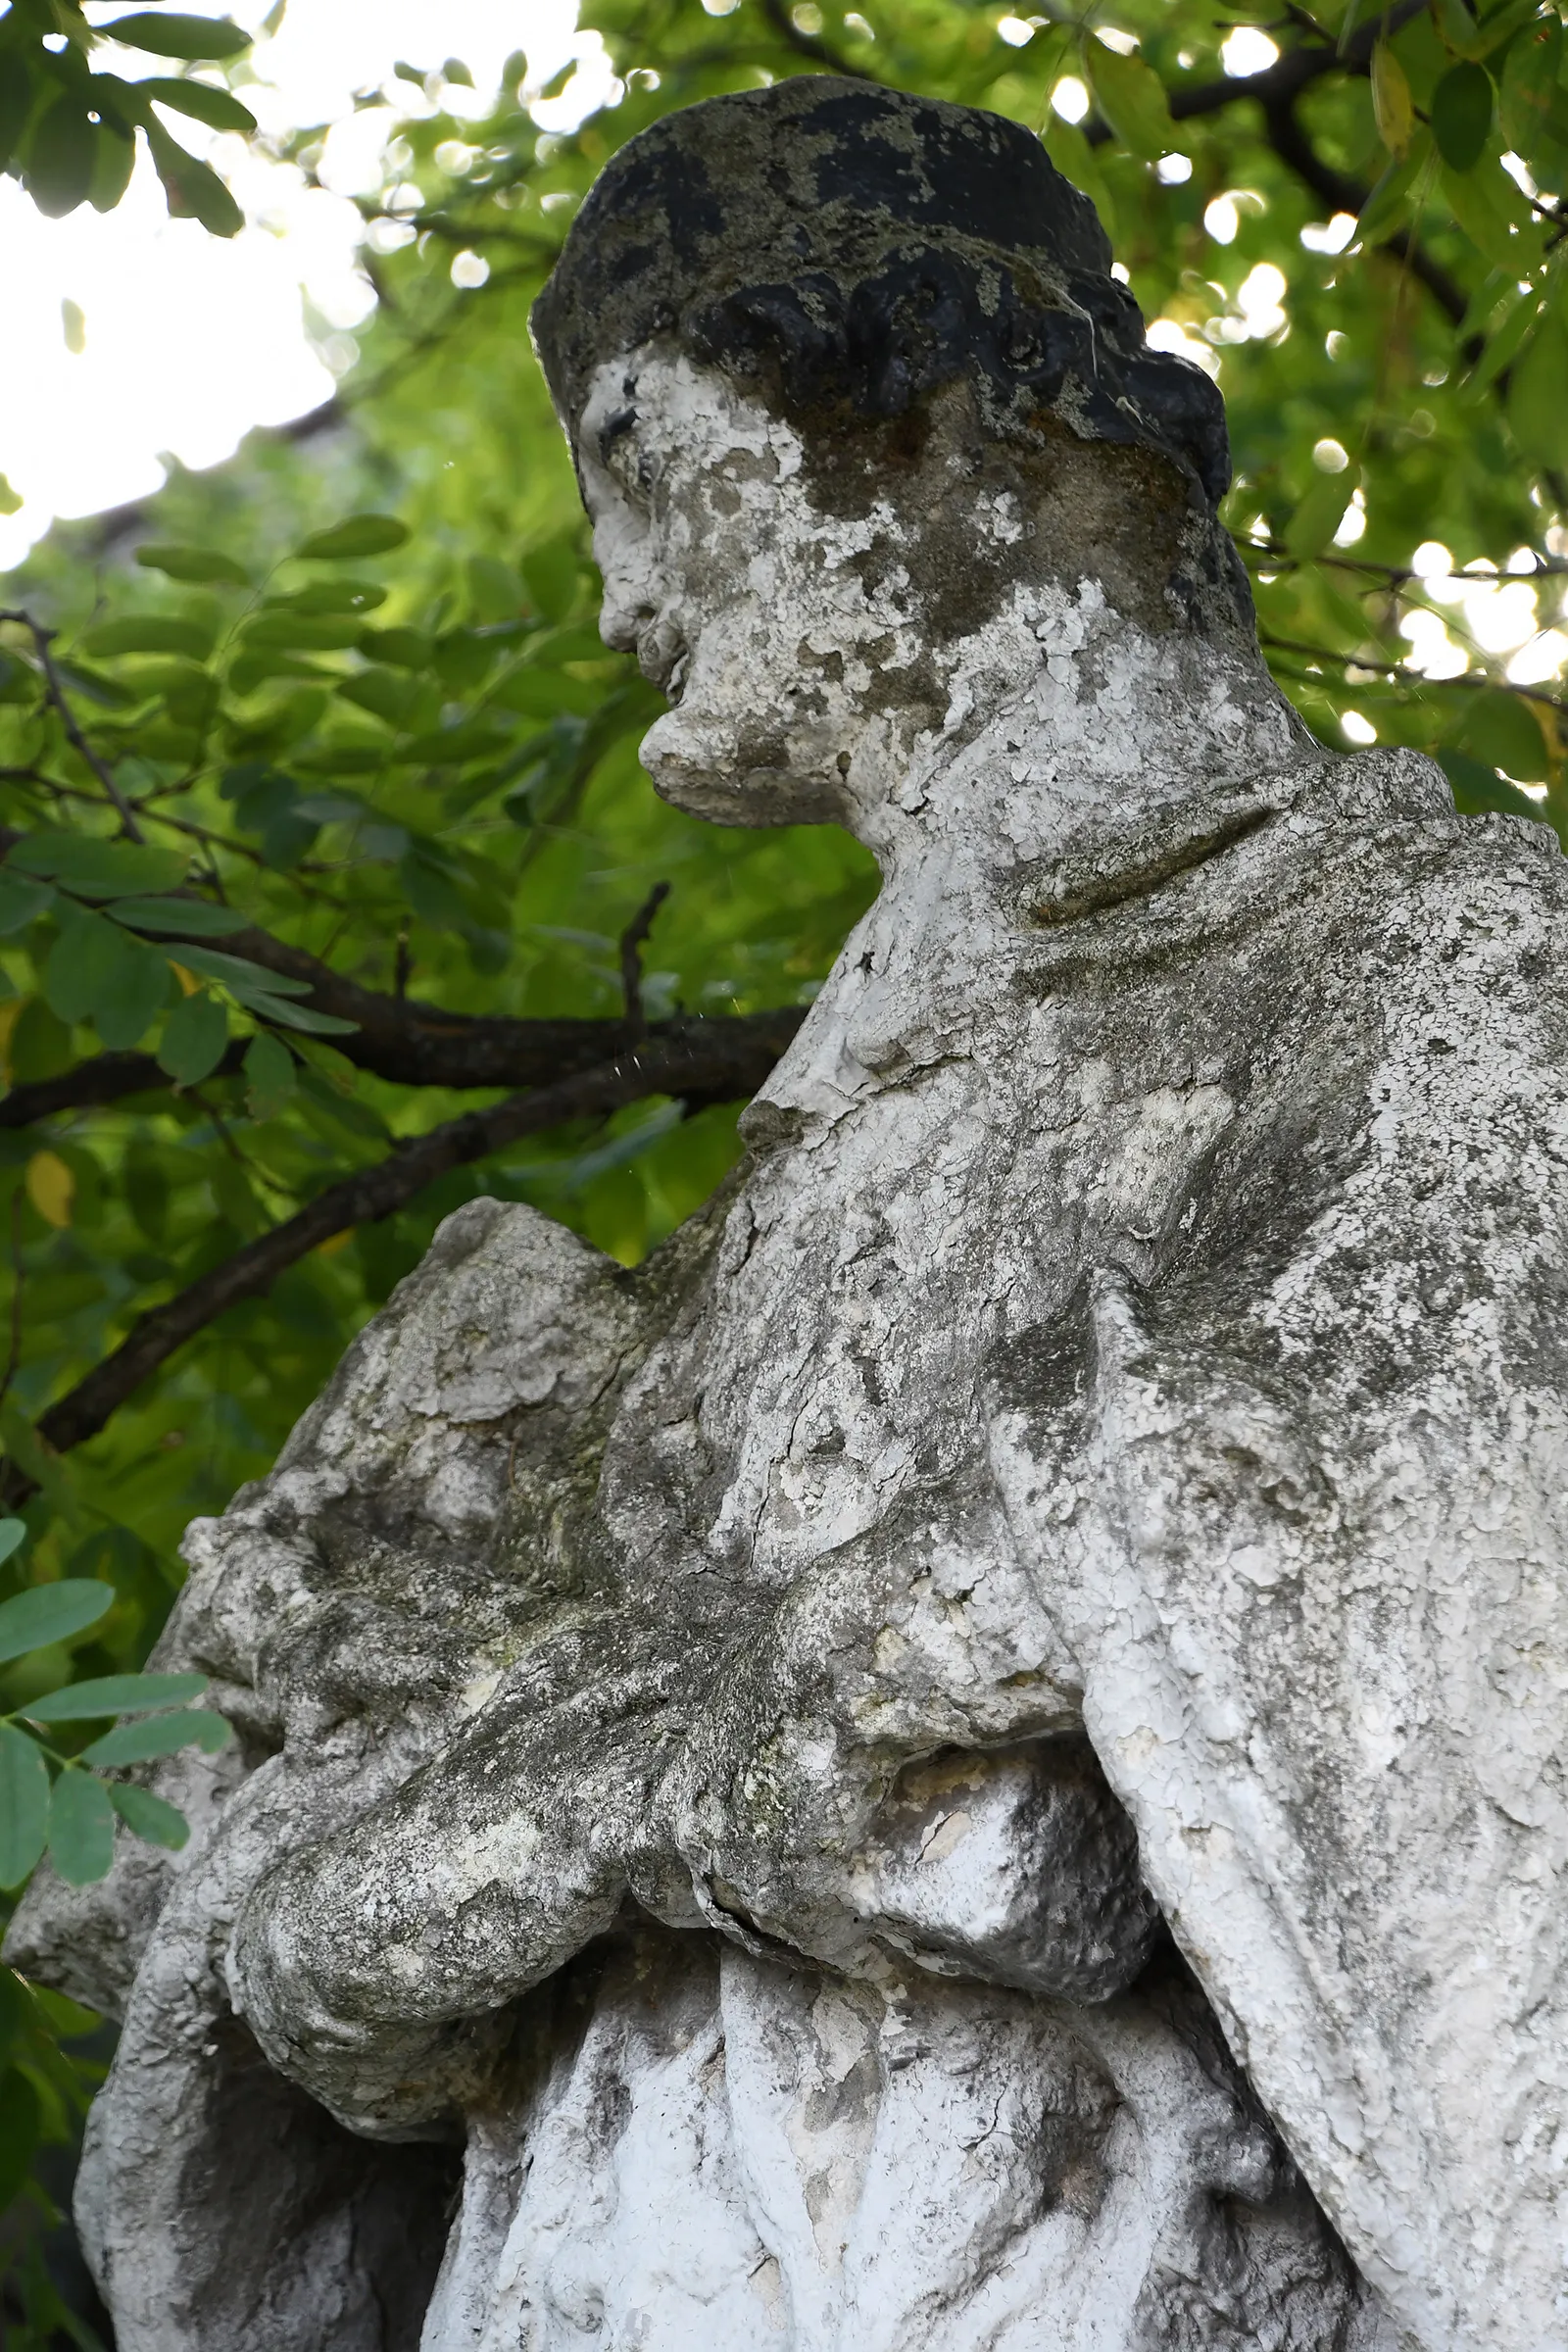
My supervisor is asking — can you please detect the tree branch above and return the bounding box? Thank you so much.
[0,1009,803,1505]
[1082,6,1469,328]
[0,821,791,1111]
[1258,629,1568,714]
[0,1009,802,1128]
[1257,96,1468,327]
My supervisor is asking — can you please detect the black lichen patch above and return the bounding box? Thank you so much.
[532,78,1234,543]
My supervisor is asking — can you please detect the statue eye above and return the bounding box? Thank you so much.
[598,408,658,503]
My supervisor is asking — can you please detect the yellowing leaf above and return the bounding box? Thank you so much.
[0,999,24,1080]
[170,961,202,997]
[25,1151,74,1229]
[1372,40,1413,157]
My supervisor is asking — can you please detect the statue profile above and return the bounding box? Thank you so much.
[12,77,1568,2352]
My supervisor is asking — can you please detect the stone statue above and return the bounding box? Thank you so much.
[12,77,1568,2352]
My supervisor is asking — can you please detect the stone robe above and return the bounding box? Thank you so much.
[13,712,1568,2352]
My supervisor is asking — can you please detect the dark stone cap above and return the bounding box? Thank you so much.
[531,77,1230,510]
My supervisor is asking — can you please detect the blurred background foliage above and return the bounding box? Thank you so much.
[2,0,1567,2334]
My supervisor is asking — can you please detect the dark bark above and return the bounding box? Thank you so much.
[1,1009,799,1504]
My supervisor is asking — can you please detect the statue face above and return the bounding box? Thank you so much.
[577,349,942,827]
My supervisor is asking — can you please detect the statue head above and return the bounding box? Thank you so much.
[532,79,1251,826]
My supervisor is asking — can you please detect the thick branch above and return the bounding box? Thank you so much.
[1,1009,801,1504]
[0,823,792,1109]
[0,1008,798,1127]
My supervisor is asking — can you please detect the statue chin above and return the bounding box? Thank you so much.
[640,707,851,829]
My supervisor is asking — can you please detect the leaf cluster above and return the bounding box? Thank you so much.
[2,0,254,233]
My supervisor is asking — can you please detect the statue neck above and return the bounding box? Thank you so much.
[842,574,1317,871]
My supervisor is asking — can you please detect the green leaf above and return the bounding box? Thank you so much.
[0,1728,49,1889]
[95,942,175,1052]
[24,92,97,219]
[0,874,55,935]
[145,115,243,235]
[8,833,186,899]
[245,995,359,1035]
[110,895,250,936]
[24,1672,208,1722]
[1432,0,1493,59]
[0,1521,26,1570]
[172,944,313,997]
[1465,287,1539,397]
[136,542,250,587]
[406,716,514,763]
[1440,755,1537,823]
[295,515,410,562]
[1284,460,1362,560]
[359,626,432,670]
[1452,686,1550,779]
[0,1581,114,1667]
[240,612,367,652]
[79,613,218,661]
[519,538,583,625]
[293,791,365,822]
[83,1708,230,1766]
[244,1028,297,1116]
[142,75,257,131]
[108,1781,189,1851]
[1474,0,1545,61]
[1431,60,1494,171]
[337,668,423,727]
[99,13,253,60]
[1442,160,1542,272]
[156,989,228,1084]
[264,579,387,615]
[0,2065,41,2209]
[1083,36,1181,159]
[1501,9,1564,153]
[227,650,333,696]
[44,906,134,1026]
[47,1769,116,1886]
[1508,309,1568,468]
[87,113,137,212]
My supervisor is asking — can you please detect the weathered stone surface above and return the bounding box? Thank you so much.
[10,76,1568,2352]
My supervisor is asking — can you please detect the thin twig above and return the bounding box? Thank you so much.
[0,611,145,842]
[1239,543,1568,586]
[1259,629,1568,714]
[619,880,671,1038]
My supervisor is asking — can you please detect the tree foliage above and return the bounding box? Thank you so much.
[2,0,1567,2332]
[2,0,257,235]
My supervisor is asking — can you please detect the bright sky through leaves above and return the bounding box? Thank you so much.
[0,0,609,570]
